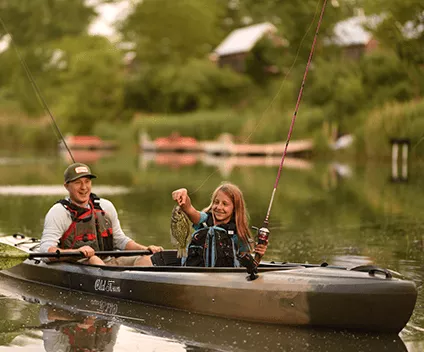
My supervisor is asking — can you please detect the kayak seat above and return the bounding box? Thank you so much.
[151,250,182,266]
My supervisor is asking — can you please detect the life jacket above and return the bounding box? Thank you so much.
[61,320,114,352]
[184,213,241,267]
[58,193,113,252]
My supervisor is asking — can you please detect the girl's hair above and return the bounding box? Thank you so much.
[204,182,253,251]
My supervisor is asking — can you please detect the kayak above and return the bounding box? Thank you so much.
[0,275,410,352]
[0,234,417,333]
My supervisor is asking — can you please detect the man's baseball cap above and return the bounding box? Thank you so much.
[64,163,97,183]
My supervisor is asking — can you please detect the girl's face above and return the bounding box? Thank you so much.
[212,190,234,225]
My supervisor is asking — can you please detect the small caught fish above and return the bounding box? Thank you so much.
[170,205,191,258]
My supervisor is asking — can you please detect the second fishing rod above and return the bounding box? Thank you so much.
[239,0,329,280]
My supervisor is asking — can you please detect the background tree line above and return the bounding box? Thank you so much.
[0,0,423,154]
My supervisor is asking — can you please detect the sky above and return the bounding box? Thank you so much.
[88,0,133,38]
[0,1,132,52]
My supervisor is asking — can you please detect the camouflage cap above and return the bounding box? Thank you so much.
[64,163,97,183]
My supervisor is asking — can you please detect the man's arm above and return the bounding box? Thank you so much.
[41,204,97,259]
[124,240,163,253]
[100,199,163,253]
[40,204,70,253]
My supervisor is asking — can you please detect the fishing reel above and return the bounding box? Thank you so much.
[239,226,271,281]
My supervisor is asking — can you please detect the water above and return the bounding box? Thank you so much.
[0,150,423,351]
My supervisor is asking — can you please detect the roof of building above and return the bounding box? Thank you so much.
[213,22,277,57]
[332,16,379,46]
[331,12,423,47]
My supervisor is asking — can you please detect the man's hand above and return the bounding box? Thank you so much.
[147,245,164,253]
[78,245,96,258]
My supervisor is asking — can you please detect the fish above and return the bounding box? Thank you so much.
[170,205,191,258]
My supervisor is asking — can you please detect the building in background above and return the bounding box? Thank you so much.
[210,22,287,73]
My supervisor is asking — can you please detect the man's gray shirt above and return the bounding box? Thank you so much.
[40,198,132,252]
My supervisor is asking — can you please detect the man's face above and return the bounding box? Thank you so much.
[64,177,92,207]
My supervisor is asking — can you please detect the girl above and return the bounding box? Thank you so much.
[172,182,267,267]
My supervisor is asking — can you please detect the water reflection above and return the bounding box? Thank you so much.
[0,276,411,352]
[0,185,129,196]
[139,151,313,177]
[39,308,120,352]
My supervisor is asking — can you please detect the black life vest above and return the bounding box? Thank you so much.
[58,193,113,252]
[184,213,241,267]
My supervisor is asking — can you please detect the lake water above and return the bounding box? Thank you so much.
[0,150,422,351]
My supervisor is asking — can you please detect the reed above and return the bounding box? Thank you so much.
[361,99,424,159]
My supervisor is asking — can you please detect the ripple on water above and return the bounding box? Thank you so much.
[0,185,129,196]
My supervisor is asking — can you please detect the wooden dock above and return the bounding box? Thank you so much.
[140,133,313,156]
[60,135,117,151]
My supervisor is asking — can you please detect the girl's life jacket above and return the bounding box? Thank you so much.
[184,212,249,267]
[57,193,113,252]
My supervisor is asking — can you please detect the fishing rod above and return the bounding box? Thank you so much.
[245,0,329,277]
[0,17,75,163]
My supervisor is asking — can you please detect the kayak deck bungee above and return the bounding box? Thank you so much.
[0,235,418,333]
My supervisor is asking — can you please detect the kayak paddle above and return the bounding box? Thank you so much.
[0,243,152,270]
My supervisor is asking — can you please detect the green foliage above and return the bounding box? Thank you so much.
[125,59,252,113]
[135,110,245,141]
[359,99,424,158]
[360,50,414,105]
[0,114,56,150]
[0,0,97,46]
[244,36,284,86]
[93,119,137,151]
[239,104,325,144]
[359,0,424,95]
[0,0,423,156]
[304,58,365,133]
[232,0,351,64]
[121,0,224,65]
[47,35,125,134]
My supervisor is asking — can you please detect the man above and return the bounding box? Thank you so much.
[40,162,163,266]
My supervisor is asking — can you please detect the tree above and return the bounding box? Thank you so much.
[305,57,365,135]
[357,0,424,95]
[120,0,225,66]
[0,0,122,117]
[125,58,251,113]
[47,35,125,134]
[0,0,97,46]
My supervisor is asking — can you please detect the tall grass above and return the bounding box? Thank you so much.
[0,110,56,150]
[133,105,326,145]
[359,99,424,159]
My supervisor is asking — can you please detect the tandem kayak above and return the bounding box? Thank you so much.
[0,275,410,352]
[0,235,418,333]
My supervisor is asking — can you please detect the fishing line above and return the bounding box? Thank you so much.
[191,1,324,195]
[0,17,75,163]
[263,0,328,228]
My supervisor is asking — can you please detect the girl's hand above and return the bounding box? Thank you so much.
[254,243,267,257]
[172,188,191,209]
